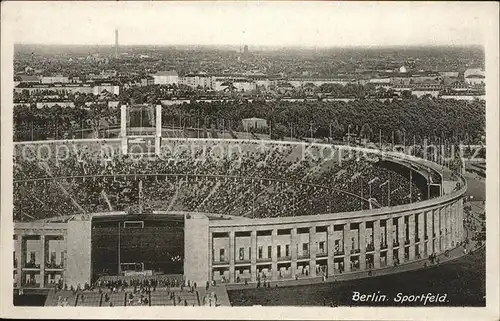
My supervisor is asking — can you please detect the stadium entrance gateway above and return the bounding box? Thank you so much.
[88,213,210,285]
[120,103,162,156]
[91,214,185,280]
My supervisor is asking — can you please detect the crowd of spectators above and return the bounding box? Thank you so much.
[14,140,423,221]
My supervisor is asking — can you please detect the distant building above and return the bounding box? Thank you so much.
[214,77,255,91]
[69,76,82,84]
[19,75,40,83]
[14,82,119,96]
[411,88,440,98]
[464,75,485,85]
[399,66,407,73]
[438,71,459,78]
[93,82,120,96]
[41,75,69,84]
[464,68,485,86]
[140,76,155,87]
[464,68,485,79]
[181,73,213,89]
[242,117,267,131]
[153,70,179,85]
[36,101,75,109]
[368,78,392,88]
[108,101,120,108]
[233,79,256,92]
[101,70,118,78]
[288,78,354,88]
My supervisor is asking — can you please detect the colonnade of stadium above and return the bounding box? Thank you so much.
[12,138,466,289]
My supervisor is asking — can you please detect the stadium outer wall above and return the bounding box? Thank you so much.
[12,139,466,289]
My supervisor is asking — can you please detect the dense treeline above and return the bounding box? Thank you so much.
[14,96,485,144]
[161,96,486,144]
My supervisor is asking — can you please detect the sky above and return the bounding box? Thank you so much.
[1,1,495,47]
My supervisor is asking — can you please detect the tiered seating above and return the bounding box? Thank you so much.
[150,291,176,306]
[44,290,77,306]
[14,140,424,222]
[76,292,102,306]
[107,292,126,307]
[150,288,199,306]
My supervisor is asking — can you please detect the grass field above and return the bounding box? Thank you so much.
[227,249,486,307]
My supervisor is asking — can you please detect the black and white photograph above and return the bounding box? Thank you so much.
[1,1,499,320]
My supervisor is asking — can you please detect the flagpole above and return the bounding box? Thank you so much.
[388,179,390,207]
[409,170,412,203]
[360,178,363,210]
[379,129,382,149]
[252,184,255,219]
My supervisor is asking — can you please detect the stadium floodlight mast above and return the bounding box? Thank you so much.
[347,124,352,147]
[379,128,382,150]
[379,179,389,206]
[368,177,379,199]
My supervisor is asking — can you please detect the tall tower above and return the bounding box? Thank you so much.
[115,29,119,59]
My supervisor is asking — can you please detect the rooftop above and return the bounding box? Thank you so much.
[154,70,178,77]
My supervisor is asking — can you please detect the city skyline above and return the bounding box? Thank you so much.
[4,2,493,47]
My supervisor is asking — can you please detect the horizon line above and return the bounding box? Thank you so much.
[14,43,485,49]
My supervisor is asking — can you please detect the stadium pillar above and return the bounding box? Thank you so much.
[408,214,416,260]
[290,228,298,278]
[397,216,405,264]
[208,231,213,282]
[446,205,452,249]
[455,201,461,244]
[229,230,235,283]
[359,221,366,270]
[456,201,462,244]
[453,203,458,245]
[433,209,440,254]
[426,211,433,257]
[40,234,46,288]
[309,227,316,277]
[250,230,257,282]
[66,220,92,289]
[373,220,381,269]
[343,223,351,273]
[449,205,456,247]
[327,225,334,277]
[386,219,394,267]
[458,199,464,242]
[439,207,446,253]
[417,212,425,257]
[184,214,210,286]
[155,105,162,156]
[271,229,278,281]
[15,236,22,288]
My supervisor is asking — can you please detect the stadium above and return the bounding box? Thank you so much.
[13,105,467,307]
